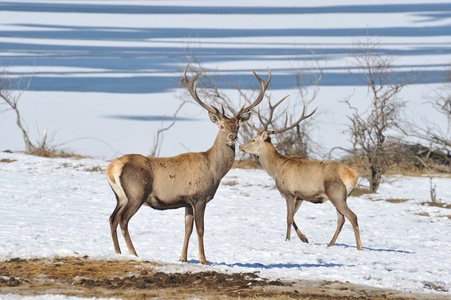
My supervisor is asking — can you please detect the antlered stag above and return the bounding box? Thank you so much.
[239,96,363,250]
[106,64,271,264]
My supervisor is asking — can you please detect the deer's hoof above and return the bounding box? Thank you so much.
[297,233,309,243]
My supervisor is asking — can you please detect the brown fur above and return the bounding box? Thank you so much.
[240,132,363,250]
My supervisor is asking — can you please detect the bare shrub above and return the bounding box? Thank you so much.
[0,68,54,155]
[408,65,451,170]
[344,36,421,192]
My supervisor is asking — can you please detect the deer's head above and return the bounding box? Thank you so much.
[240,95,317,155]
[239,130,271,155]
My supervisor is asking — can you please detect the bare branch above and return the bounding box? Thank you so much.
[150,100,187,157]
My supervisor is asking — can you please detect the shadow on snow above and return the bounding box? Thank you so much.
[0,2,449,93]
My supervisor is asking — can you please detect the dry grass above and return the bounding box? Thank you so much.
[415,212,431,217]
[386,168,451,178]
[0,257,158,282]
[233,159,262,169]
[414,201,451,218]
[415,212,451,219]
[1,257,443,299]
[349,187,374,197]
[420,201,451,209]
[423,282,449,293]
[84,166,104,173]
[30,149,87,159]
[386,199,409,204]
[0,158,17,163]
[340,157,451,179]
[222,180,238,186]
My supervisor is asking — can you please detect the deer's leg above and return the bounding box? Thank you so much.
[180,205,194,263]
[193,201,209,265]
[292,199,308,243]
[328,209,345,247]
[343,207,363,250]
[109,193,126,254]
[285,196,296,241]
[118,200,144,256]
[326,180,363,250]
[335,205,362,250]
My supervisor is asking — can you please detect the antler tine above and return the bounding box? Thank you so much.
[220,100,225,115]
[271,102,318,135]
[247,94,291,133]
[256,102,267,130]
[245,103,267,134]
[180,63,218,115]
[272,111,289,135]
[247,121,265,133]
[269,94,289,115]
[233,67,271,118]
[264,94,289,133]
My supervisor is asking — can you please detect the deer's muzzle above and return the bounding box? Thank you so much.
[227,133,238,145]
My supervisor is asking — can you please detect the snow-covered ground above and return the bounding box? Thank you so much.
[1,1,451,298]
[1,0,451,159]
[0,152,450,297]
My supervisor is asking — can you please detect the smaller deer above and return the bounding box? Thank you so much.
[239,96,363,250]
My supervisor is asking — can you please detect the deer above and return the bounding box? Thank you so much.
[106,64,271,265]
[239,95,363,250]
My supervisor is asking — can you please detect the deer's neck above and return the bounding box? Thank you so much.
[206,132,236,180]
[258,142,289,179]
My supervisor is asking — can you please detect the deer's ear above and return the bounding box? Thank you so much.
[209,112,221,124]
[238,112,251,125]
[262,131,270,141]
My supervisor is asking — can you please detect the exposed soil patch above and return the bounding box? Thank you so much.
[349,187,374,197]
[421,201,451,209]
[0,158,17,163]
[415,201,451,218]
[0,257,446,299]
[385,199,408,203]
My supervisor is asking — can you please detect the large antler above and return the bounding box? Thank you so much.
[180,63,220,115]
[233,67,272,118]
[180,63,271,118]
[248,95,317,134]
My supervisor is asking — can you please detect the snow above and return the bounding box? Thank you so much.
[0,0,451,298]
[0,152,450,298]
